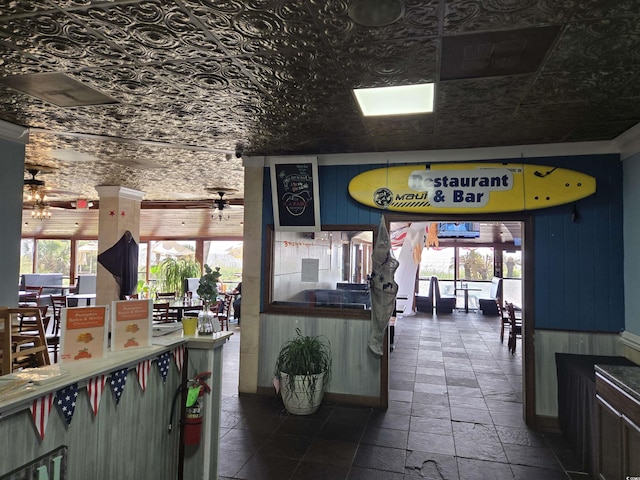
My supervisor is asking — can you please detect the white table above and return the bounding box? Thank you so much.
[67,293,96,306]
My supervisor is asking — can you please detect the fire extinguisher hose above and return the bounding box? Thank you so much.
[168,383,184,433]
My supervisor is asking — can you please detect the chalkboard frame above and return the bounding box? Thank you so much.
[269,156,321,232]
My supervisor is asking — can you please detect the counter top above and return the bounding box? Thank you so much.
[0,330,232,416]
[595,363,640,403]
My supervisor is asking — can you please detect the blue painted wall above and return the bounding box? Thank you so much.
[531,154,623,332]
[263,153,624,333]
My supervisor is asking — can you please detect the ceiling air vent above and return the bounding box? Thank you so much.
[441,26,561,81]
[0,72,118,107]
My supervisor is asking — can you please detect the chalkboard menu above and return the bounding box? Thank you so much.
[270,158,321,231]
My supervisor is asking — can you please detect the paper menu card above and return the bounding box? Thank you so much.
[60,306,109,363]
[111,299,152,351]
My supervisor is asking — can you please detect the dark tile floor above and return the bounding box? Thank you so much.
[218,312,589,479]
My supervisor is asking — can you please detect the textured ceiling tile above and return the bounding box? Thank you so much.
[0,11,130,69]
[0,0,53,17]
[438,76,533,113]
[372,133,437,153]
[443,0,573,34]
[26,133,245,201]
[569,0,640,20]
[364,115,436,139]
[70,1,226,63]
[524,66,638,105]
[566,120,640,142]
[335,38,438,87]
[307,0,440,46]
[543,17,640,71]
[0,0,638,204]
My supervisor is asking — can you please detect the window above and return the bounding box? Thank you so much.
[458,247,494,281]
[419,247,455,295]
[268,226,374,315]
[36,239,70,279]
[76,240,98,274]
[147,240,196,294]
[20,239,34,274]
[203,240,243,293]
[502,250,522,306]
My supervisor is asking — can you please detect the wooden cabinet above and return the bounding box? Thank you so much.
[595,367,640,480]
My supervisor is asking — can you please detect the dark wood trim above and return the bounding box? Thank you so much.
[523,214,536,427]
[264,224,376,319]
[380,327,389,409]
[383,212,537,427]
[535,415,560,431]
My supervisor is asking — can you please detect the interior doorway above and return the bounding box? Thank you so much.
[387,215,536,426]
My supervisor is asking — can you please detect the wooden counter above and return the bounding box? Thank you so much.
[595,364,640,480]
[0,330,232,479]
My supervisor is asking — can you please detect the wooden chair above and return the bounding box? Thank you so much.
[156,292,178,321]
[0,307,50,375]
[153,302,171,322]
[506,302,522,355]
[48,295,66,362]
[19,285,43,307]
[19,305,49,334]
[215,294,233,331]
[497,300,510,343]
[156,292,176,300]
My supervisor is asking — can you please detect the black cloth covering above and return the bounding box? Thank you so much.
[98,231,138,300]
[555,353,637,475]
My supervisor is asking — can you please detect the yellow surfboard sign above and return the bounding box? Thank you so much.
[348,163,596,213]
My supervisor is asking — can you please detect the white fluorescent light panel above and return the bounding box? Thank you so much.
[354,83,435,116]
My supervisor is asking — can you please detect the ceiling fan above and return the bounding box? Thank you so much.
[211,191,230,221]
[24,168,46,189]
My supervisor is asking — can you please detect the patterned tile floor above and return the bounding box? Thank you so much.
[218,312,589,479]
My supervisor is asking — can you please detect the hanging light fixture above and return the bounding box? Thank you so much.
[211,191,230,221]
[24,169,51,220]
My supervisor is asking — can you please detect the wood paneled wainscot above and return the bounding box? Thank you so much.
[0,331,232,479]
[595,364,640,480]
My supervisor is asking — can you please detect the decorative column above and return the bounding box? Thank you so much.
[0,120,28,307]
[95,186,144,306]
[238,163,263,394]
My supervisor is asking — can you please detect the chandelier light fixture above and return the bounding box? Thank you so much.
[24,168,51,220]
[27,184,51,220]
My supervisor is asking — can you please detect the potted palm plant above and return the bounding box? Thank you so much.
[157,257,201,297]
[274,328,332,415]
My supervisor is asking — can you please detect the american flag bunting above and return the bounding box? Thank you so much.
[31,392,54,440]
[87,374,106,416]
[136,359,152,392]
[109,368,129,405]
[157,352,171,384]
[55,383,79,426]
[173,345,184,372]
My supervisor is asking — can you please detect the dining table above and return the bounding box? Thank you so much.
[169,299,204,319]
[456,286,481,313]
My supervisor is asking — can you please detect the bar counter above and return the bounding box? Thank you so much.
[0,330,232,479]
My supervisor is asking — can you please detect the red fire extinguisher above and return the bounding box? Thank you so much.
[170,371,211,446]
